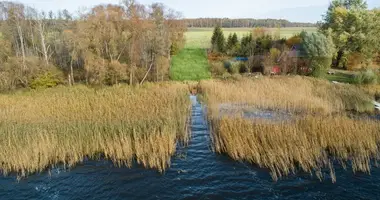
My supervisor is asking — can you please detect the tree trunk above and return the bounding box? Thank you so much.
[129,65,134,85]
[141,62,154,85]
[38,22,49,65]
[17,24,26,70]
[70,56,75,84]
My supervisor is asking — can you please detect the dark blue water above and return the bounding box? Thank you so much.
[1,96,380,200]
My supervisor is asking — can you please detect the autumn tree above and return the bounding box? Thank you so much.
[0,1,185,90]
[319,0,375,69]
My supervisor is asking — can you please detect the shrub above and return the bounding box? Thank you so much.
[248,55,264,73]
[210,62,226,76]
[229,62,240,74]
[222,72,232,79]
[310,58,332,78]
[30,72,62,89]
[223,61,232,70]
[0,56,65,91]
[105,61,128,85]
[354,69,378,85]
[238,62,249,73]
[231,73,243,81]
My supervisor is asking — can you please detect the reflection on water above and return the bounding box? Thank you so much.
[1,96,380,200]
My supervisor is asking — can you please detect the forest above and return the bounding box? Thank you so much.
[184,18,315,28]
[0,0,186,91]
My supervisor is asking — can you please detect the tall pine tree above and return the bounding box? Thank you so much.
[211,25,225,53]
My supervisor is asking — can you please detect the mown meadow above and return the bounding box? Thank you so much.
[201,76,380,182]
[0,83,191,178]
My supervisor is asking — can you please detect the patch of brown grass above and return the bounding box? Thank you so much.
[0,83,191,178]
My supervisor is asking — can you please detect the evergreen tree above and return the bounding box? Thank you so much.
[211,25,225,53]
[226,33,239,55]
[226,34,233,51]
[239,34,254,57]
[232,33,238,46]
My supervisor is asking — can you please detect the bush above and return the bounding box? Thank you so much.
[229,62,240,74]
[239,62,249,73]
[210,62,226,76]
[354,69,378,85]
[231,73,243,81]
[105,61,128,85]
[310,58,332,78]
[248,55,264,73]
[0,56,65,91]
[222,72,232,79]
[30,72,63,89]
[223,61,232,70]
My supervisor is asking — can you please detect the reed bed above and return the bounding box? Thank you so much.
[201,76,374,116]
[0,83,191,177]
[201,76,380,182]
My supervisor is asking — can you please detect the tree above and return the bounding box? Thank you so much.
[0,1,186,90]
[319,0,373,69]
[211,25,225,53]
[226,32,239,55]
[226,34,233,50]
[299,31,335,77]
[239,34,253,57]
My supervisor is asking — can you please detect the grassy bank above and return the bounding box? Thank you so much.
[201,76,379,182]
[0,83,191,177]
[170,48,211,81]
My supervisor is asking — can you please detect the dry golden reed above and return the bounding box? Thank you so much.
[201,76,379,182]
[0,82,191,177]
[201,76,374,117]
[213,116,380,182]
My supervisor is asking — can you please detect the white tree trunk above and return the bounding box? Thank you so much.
[17,24,26,70]
[38,21,49,65]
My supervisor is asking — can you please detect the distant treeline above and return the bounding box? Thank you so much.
[184,18,316,28]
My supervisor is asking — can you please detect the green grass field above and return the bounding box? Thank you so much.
[171,27,316,81]
[170,48,211,81]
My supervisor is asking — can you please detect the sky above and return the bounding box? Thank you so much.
[16,0,380,23]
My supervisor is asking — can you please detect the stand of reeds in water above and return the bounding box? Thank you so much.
[201,76,380,182]
[0,83,191,178]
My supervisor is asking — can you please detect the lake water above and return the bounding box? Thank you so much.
[1,96,380,200]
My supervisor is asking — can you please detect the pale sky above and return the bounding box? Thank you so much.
[16,0,380,22]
